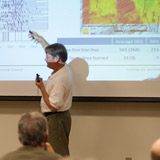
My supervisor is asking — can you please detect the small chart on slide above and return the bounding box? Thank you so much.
[0,0,48,41]
[81,0,160,35]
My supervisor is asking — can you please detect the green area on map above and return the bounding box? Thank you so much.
[83,0,160,24]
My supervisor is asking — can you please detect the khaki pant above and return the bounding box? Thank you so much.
[46,110,71,156]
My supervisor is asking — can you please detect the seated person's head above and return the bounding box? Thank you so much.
[18,112,48,147]
[151,138,160,160]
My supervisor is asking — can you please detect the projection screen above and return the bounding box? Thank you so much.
[0,0,160,98]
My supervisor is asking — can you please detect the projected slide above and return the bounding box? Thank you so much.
[0,0,50,80]
[0,0,160,81]
[0,0,48,41]
[81,0,160,35]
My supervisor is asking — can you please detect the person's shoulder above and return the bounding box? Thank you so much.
[41,151,62,160]
[0,150,18,160]
[0,148,61,160]
[31,147,62,160]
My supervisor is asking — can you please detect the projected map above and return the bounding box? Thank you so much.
[0,0,48,41]
[0,0,160,82]
[81,0,160,35]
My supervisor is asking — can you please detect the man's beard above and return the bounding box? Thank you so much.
[47,61,58,70]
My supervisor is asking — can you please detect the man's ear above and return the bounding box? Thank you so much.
[55,56,60,62]
[45,132,49,142]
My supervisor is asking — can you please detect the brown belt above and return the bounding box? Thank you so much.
[43,110,68,117]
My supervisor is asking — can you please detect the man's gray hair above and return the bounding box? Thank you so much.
[18,112,47,147]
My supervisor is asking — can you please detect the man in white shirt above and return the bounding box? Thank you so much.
[29,32,72,156]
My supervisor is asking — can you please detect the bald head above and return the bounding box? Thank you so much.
[151,138,160,160]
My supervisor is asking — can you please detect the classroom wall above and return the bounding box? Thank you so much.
[0,101,160,160]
